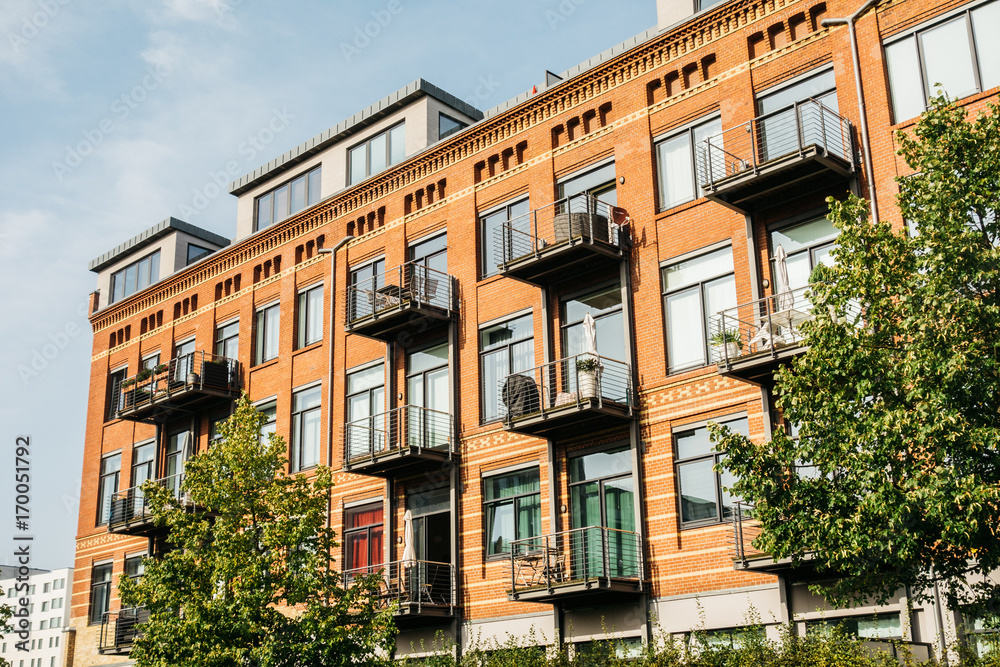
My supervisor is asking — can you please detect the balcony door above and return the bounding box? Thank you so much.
[407,485,451,603]
[568,447,636,579]
[130,441,155,514]
[758,69,839,162]
[346,364,385,458]
[163,428,191,499]
[349,258,385,321]
[406,344,449,450]
[173,339,196,384]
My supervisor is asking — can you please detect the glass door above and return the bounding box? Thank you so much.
[346,364,385,457]
[408,233,447,305]
[407,486,451,604]
[163,429,191,499]
[568,448,635,579]
[406,344,449,450]
[173,339,196,384]
[349,259,385,320]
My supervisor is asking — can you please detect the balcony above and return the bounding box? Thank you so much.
[344,262,456,343]
[508,527,644,604]
[344,560,455,628]
[731,501,813,576]
[696,99,854,214]
[711,285,813,386]
[111,352,240,423]
[99,607,149,655]
[108,474,190,536]
[342,405,455,477]
[501,354,634,438]
[494,194,629,288]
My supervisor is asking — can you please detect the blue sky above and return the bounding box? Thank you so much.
[0,0,656,570]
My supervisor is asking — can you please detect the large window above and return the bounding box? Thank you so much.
[348,258,385,322]
[807,614,902,640]
[255,166,322,232]
[966,611,1000,657]
[569,447,636,577]
[130,441,155,508]
[656,116,722,210]
[107,366,127,420]
[885,1,999,123]
[662,246,737,373]
[89,562,113,624]
[254,302,280,366]
[349,123,405,185]
[480,198,529,278]
[675,416,748,526]
[296,283,323,349]
[561,283,625,362]
[345,502,384,572]
[257,399,277,444]
[96,452,121,526]
[770,216,839,290]
[110,251,160,304]
[346,364,385,459]
[559,161,617,205]
[480,313,533,423]
[186,243,212,265]
[439,113,467,140]
[124,554,145,582]
[164,429,190,497]
[291,385,322,471]
[757,69,838,161]
[484,467,541,556]
[215,320,238,359]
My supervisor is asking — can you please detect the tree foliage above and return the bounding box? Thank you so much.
[715,97,1000,612]
[0,603,10,667]
[120,394,394,667]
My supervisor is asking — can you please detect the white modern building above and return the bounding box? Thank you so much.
[1,567,74,667]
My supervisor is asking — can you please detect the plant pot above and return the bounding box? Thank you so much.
[186,372,200,386]
[579,370,597,399]
[712,343,741,362]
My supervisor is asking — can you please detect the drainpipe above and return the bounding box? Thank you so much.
[822,0,880,224]
[318,236,354,547]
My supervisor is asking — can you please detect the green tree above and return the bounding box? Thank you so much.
[715,97,1000,613]
[120,395,394,667]
[0,603,11,667]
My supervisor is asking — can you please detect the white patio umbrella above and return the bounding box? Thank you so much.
[773,245,795,313]
[402,509,416,569]
[583,312,598,359]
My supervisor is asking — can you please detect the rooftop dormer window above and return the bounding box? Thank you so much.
[348,122,405,186]
[255,165,322,233]
[110,250,160,304]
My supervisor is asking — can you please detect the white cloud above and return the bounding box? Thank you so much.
[159,0,242,27]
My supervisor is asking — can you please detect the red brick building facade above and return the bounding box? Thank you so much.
[71,0,1000,662]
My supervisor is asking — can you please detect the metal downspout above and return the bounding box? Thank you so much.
[822,0,880,224]
[318,236,354,554]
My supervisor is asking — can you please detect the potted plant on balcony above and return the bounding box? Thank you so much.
[576,356,601,399]
[710,328,743,362]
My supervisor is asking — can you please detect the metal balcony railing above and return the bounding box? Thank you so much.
[99,607,149,654]
[731,502,765,567]
[696,99,853,191]
[343,560,455,613]
[108,473,188,531]
[710,284,815,367]
[494,194,626,271]
[345,261,456,325]
[110,352,239,420]
[509,527,643,596]
[343,405,454,463]
[500,354,631,425]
